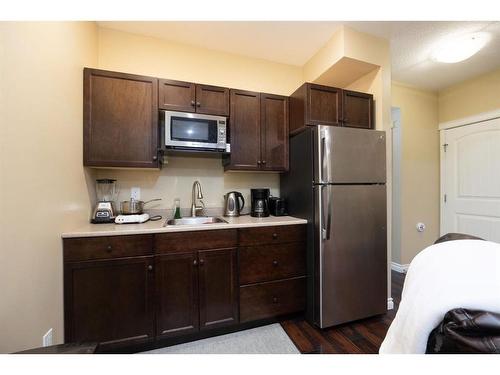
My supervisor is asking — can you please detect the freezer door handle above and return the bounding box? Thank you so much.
[321,184,332,240]
[319,126,332,184]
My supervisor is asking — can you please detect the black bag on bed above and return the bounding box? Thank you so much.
[426,308,500,353]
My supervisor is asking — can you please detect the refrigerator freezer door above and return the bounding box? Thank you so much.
[316,184,387,328]
[314,126,386,184]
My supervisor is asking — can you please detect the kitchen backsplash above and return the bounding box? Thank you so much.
[94,154,280,213]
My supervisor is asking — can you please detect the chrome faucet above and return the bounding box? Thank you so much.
[191,180,205,217]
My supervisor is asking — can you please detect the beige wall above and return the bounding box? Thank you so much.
[0,22,98,352]
[98,27,303,96]
[95,157,279,213]
[439,67,500,123]
[392,82,439,264]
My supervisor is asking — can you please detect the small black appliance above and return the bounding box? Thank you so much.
[250,188,270,217]
[269,197,288,216]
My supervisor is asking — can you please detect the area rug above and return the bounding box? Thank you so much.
[141,324,300,354]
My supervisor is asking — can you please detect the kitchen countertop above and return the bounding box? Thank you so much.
[61,214,307,238]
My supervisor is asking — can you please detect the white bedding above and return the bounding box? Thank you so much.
[379,239,500,354]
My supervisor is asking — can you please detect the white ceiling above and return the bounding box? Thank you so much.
[98,21,500,91]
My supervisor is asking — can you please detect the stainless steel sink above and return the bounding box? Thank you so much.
[164,216,228,226]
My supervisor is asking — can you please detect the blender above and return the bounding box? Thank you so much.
[91,179,118,223]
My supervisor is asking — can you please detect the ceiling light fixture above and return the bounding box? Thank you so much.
[431,33,490,63]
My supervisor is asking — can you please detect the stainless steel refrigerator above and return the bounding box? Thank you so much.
[281,125,387,328]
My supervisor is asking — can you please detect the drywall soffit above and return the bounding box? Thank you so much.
[313,56,379,88]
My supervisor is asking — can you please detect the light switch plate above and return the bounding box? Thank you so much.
[131,187,141,200]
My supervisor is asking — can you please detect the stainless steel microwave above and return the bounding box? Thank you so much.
[163,110,229,152]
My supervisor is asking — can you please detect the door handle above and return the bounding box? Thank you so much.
[321,184,332,240]
[320,131,326,183]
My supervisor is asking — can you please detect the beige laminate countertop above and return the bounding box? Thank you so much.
[61,215,307,238]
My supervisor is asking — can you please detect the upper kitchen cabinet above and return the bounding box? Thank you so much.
[223,90,289,172]
[224,89,261,170]
[342,90,374,129]
[83,68,160,168]
[196,84,230,116]
[158,79,195,113]
[289,82,374,134]
[159,79,229,116]
[261,94,289,171]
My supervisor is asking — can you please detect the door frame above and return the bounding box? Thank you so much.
[439,108,500,235]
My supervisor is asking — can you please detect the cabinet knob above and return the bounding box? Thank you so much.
[193,259,198,266]
[272,296,278,304]
[191,100,195,106]
[147,265,153,272]
[152,155,158,161]
[199,259,205,266]
[257,161,261,165]
[106,245,112,252]
[262,160,267,165]
[272,260,278,267]
[272,233,278,239]
[196,102,201,107]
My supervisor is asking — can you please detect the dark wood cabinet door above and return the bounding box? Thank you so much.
[83,69,159,168]
[158,79,196,112]
[64,256,155,351]
[156,252,199,339]
[196,84,229,116]
[261,94,289,171]
[198,248,239,330]
[306,83,342,126]
[342,90,374,129]
[226,90,261,170]
[239,277,306,323]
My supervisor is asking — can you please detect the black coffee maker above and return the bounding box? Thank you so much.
[250,188,270,217]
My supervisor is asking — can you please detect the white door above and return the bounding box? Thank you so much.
[441,118,500,242]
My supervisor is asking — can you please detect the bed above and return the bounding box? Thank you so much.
[380,233,500,354]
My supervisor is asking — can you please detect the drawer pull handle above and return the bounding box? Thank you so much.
[272,260,278,267]
[272,233,278,239]
[106,245,112,252]
[199,259,205,266]
[191,100,195,106]
[193,259,198,266]
[147,265,153,272]
[272,296,278,304]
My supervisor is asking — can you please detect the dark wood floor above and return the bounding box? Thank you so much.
[280,270,405,354]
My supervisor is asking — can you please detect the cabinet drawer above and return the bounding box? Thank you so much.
[155,229,237,254]
[238,225,305,246]
[240,277,306,323]
[239,242,306,285]
[63,235,153,262]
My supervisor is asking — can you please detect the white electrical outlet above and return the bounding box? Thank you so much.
[131,187,141,200]
[42,328,53,347]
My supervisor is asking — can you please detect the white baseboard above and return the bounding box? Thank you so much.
[391,261,409,273]
[387,297,394,310]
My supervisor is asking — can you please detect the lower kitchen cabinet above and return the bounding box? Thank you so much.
[156,252,199,338]
[64,256,155,351]
[155,247,238,338]
[199,248,239,330]
[240,277,306,323]
[63,224,306,352]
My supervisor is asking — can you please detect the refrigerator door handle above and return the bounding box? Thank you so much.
[321,184,332,240]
